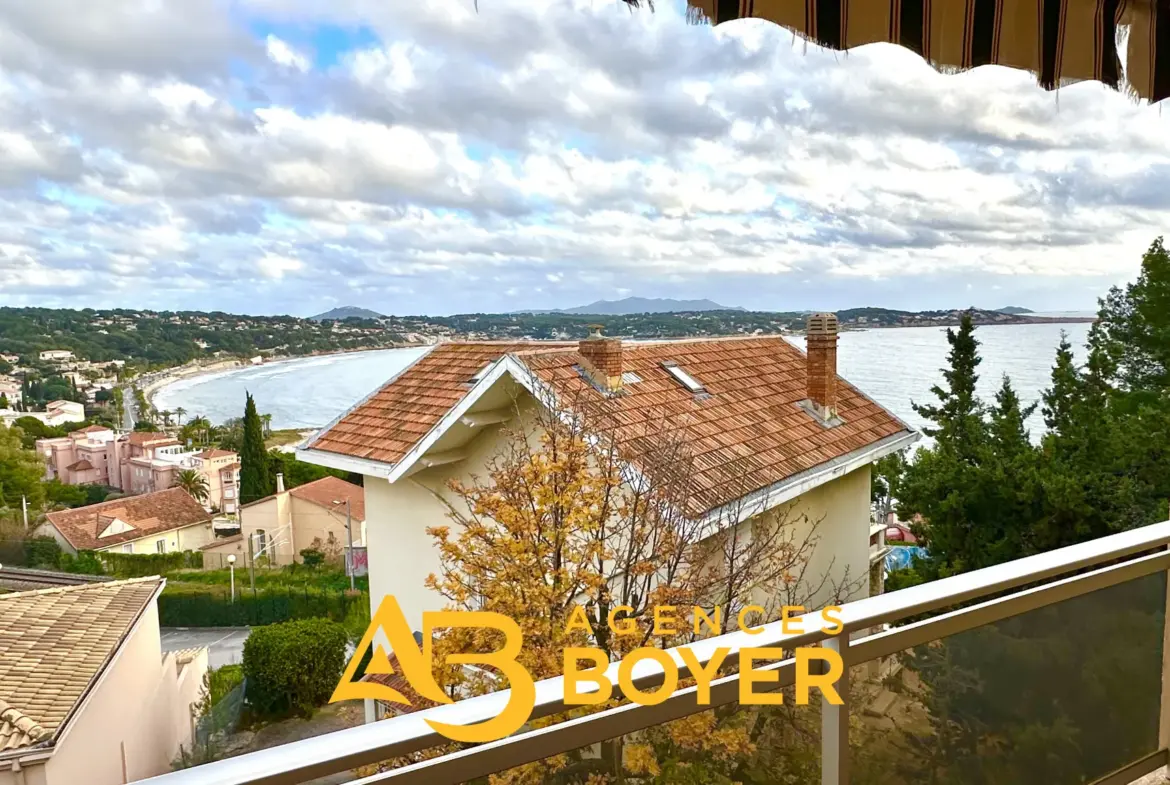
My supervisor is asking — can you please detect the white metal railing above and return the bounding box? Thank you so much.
[136,520,1170,785]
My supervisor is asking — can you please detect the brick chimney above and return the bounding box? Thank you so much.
[806,313,839,419]
[579,325,623,394]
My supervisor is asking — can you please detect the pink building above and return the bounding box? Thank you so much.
[37,427,240,515]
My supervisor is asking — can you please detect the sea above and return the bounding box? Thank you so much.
[153,318,1095,438]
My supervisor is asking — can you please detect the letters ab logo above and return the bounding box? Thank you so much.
[331,596,535,743]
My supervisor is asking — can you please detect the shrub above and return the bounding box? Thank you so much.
[25,536,63,569]
[243,618,347,718]
[299,548,324,568]
[58,550,105,575]
[96,549,202,577]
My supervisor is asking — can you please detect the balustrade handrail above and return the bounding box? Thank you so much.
[136,519,1170,785]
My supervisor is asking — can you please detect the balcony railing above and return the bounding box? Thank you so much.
[139,519,1170,785]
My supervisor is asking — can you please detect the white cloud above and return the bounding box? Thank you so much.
[258,252,304,279]
[0,0,1167,316]
[265,34,310,72]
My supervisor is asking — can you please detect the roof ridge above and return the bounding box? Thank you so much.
[0,575,162,601]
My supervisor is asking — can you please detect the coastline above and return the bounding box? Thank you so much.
[144,343,428,411]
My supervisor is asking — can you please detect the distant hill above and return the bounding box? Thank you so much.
[311,306,384,321]
[518,297,746,316]
[996,306,1034,315]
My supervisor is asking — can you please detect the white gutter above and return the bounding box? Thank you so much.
[697,430,922,531]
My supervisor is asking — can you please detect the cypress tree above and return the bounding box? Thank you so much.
[240,392,272,504]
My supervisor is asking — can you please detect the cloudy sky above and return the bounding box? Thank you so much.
[0,0,1167,318]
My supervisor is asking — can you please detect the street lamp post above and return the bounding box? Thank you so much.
[227,554,236,602]
[333,497,356,591]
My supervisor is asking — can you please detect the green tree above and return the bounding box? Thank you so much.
[0,424,46,509]
[175,468,211,504]
[1091,237,1170,399]
[240,393,272,504]
[899,314,993,577]
[913,312,985,455]
[0,393,8,409]
[134,420,160,433]
[175,406,187,425]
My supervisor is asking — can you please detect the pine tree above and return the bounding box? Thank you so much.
[913,312,985,458]
[899,314,993,577]
[239,392,272,504]
[1042,333,1079,436]
[989,375,1037,459]
[0,393,8,409]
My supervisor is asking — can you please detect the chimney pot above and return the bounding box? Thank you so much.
[276,472,286,493]
[806,313,839,419]
[578,326,623,394]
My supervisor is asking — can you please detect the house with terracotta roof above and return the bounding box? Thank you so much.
[201,475,364,568]
[37,488,214,556]
[299,314,919,631]
[0,578,207,785]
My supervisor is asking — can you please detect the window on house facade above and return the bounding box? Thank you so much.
[255,529,267,557]
[122,544,132,553]
[156,540,166,553]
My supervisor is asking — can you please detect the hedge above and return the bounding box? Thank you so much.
[243,618,348,718]
[0,538,202,577]
[158,586,370,628]
[95,549,202,577]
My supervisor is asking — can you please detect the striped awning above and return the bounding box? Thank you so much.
[684,0,1170,102]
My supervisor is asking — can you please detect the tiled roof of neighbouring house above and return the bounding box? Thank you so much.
[69,425,110,436]
[288,476,365,522]
[306,337,913,518]
[522,337,912,516]
[64,459,94,472]
[308,342,570,464]
[197,449,236,460]
[44,488,211,551]
[0,578,163,751]
[126,432,180,447]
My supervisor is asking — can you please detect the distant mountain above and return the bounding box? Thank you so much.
[518,297,746,316]
[311,306,384,321]
[996,306,1034,315]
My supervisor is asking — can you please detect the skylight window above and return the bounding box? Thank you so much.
[662,361,705,393]
[621,371,643,384]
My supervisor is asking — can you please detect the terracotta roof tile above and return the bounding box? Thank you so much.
[197,449,236,460]
[309,342,570,464]
[126,432,179,447]
[64,459,93,472]
[0,578,162,749]
[288,477,365,521]
[45,488,211,551]
[69,425,110,436]
[310,337,913,518]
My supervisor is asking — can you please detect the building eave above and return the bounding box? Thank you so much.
[696,429,922,532]
[300,344,441,456]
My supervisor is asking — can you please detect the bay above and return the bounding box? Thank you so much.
[154,323,1093,438]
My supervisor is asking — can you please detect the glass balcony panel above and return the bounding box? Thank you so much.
[849,571,1167,785]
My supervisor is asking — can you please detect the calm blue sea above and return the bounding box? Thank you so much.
[154,321,1094,437]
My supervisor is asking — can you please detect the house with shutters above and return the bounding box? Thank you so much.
[299,314,919,631]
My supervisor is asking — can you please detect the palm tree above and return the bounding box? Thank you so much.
[160,410,173,428]
[175,406,187,426]
[260,413,272,439]
[175,469,210,504]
